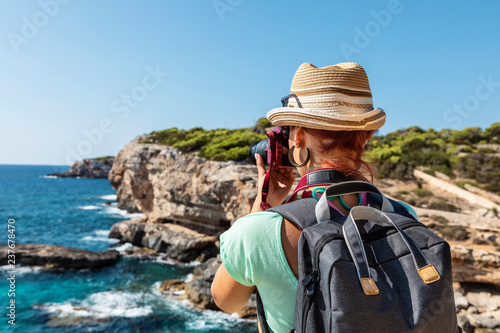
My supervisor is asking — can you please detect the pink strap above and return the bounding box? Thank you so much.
[286,168,335,203]
[260,165,273,211]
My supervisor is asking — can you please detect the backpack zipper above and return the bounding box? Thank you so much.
[300,219,423,332]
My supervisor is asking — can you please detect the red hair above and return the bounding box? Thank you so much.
[302,128,375,182]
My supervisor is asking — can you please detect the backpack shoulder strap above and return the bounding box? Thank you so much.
[267,198,318,230]
[366,193,417,220]
[267,198,344,230]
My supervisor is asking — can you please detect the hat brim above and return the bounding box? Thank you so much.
[266,107,386,131]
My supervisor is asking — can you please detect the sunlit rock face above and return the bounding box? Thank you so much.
[109,135,258,235]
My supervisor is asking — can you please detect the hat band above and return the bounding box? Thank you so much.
[287,100,374,112]
[291,93,373,105]
[291,85,372,95]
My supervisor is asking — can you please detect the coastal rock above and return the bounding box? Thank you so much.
[454,290,469,311]
[184,256,222,310]
[109,218,218,262]
[0,244,120,269]
[455,283,500,333]
[108,135,258,234]
[49,157,114,179]
[159,255,256,317]
[451,245,500,286]
[159,279,186,293]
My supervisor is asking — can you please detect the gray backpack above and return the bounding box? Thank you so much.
[257,181,461,333]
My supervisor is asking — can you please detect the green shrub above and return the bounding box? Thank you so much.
[482,122,500,142]
[140,121,267,162]
[472,237,489,245]
[367,123,499,194]
[492,207,499,217]
[391,190,409,200]
[455,153,500,194]
[438,225,469,241]
[92,156,114,163]
[424,169,436,176]
[199,130,265,161]
[415,188,432,197]
[454,180,482,190]
[430,215,448,224]
[449,127,482,145]
[250,117,273,134]
[459,146,474,153]
[427,166,455,179]
[428,221,468,240]
[477,147,497,153]
[428,199,460,212]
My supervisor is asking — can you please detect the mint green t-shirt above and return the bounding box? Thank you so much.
[220,211,297,333]
[219,201,419,333]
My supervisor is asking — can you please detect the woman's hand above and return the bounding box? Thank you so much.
[251,154,296,212]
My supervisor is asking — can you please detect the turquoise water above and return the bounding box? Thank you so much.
[0,165,256,333]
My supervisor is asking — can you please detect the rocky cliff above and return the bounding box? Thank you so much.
[108,135,258,235]
[107,134,260,319]
[109,217,218,262]
[49,157,115,179]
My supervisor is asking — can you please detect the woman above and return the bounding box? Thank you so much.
[211,62,417,333]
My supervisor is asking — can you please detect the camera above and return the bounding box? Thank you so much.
[248,126,294,167]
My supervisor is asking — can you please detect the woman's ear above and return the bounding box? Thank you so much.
[363,130,375,146]
[293,127,306,146]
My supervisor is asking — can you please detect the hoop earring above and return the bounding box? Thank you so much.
[288,145,310,167]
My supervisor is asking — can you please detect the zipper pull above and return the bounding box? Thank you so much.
[302,269,319,298]
[302,270,314,286]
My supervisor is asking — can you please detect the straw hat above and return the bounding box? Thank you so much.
[267,62,385,131]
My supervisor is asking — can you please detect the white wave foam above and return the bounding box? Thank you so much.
[186,311,242,331]
[184,273,194,283]
[99,203,144,218]
[185,306,256,330]
[39,290,154,319]
[153,287,253,330]
[152,256,201,267]
[111,242,134,253]
[0,265,43,274]
[82,229,118,243]
[100,194,117,201]
[82,236,120,243]
[40,175,58,179]
[78,205,101,210]
[95,230,110,237]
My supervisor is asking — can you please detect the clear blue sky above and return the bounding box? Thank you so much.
[1,0,499,165]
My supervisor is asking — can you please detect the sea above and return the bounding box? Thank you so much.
[0,165,257,333]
